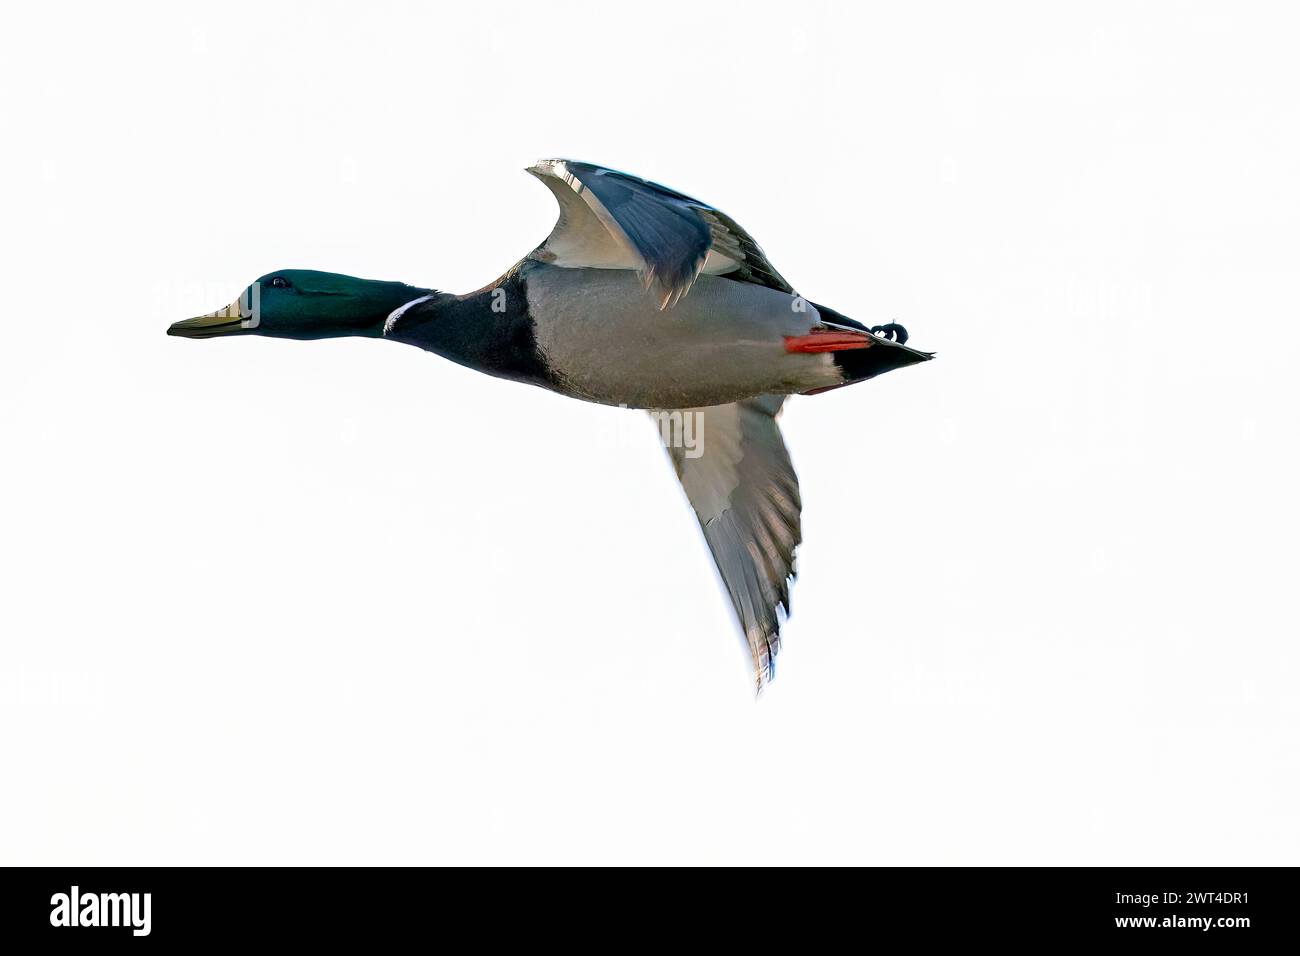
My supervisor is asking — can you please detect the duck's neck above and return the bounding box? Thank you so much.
[383,270,553,387]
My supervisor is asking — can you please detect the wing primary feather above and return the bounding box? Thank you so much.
[660,395,801,691]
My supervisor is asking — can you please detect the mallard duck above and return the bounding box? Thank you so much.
[169,159,933,690]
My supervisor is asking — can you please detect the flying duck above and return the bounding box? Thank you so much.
[169,159,933,690]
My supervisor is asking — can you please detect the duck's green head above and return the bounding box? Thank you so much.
[167,270,433,341]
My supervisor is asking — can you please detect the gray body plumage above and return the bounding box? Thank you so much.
[522,261,840,408]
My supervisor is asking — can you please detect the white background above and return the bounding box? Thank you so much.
[2,1,1297,864]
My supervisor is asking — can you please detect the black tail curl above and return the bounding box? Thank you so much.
[809,301,934,390]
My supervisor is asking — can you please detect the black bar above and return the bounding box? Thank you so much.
[0,866,1291,945]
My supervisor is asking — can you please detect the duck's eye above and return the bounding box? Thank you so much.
[269,276,290,289]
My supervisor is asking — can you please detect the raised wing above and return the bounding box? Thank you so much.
[528,159,795,309]
[660,394,801,690]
